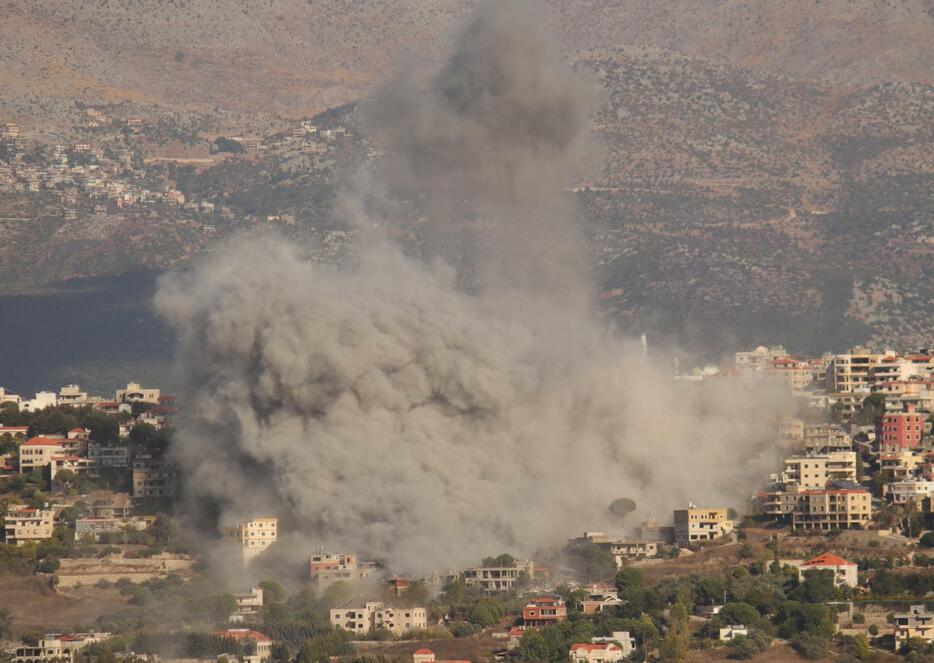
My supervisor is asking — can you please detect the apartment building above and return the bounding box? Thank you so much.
[884,479,934,507]
[781,452,858,489]
[523,596,567,628]
[462,559,535,592]
[13,632,111,663]
[309,551,379,588]
[3,507,54,545]
[673,505,734,546]
[115,382,161,404]
[877,403,925,452]
[131,455,177,498]
[826,348,890,393]
[803,424,852,453]
[18,437,64,473]
[879,450,924,479]
[223,517,278,563]
[776,417,805,442]
[735,346,788,375]
[330,601,427,637]
[87,443,129,468]
[765,357,813,391]
[895,606,934,648]
[791,488,872,531]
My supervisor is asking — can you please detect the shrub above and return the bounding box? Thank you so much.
[791,634,830,660]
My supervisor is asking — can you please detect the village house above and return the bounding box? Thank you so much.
[0,425,30,439]
[673,505,734,546]
[895,605,934,648]
[786,552,859,588]
[74,516,150,541]
[18,437,65,473]
[462,559,534,592]
[735,345,788,375]
[13,632,111,663]
[522,596,567,628]
[209,629,272,662]
[87,443,130,468]
[765,356,813,391]
[411,649,470,663]
[580,584,624,615]
[719,625,749,641]
[223,517,278,563]
[591,632,635,657]
[569,643,624,663]
[3,506,55,545]
[330,601,427,637]
[309,551,380,588]
[571,532,658,566]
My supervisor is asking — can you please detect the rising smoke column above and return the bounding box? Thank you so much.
[156,1,790,574]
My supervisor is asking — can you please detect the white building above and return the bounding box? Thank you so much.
[735,345,788,375]
[21,391,58,412]
[13,632,111,663]
[4,507,55,545]
[788,553,859,588]
[719,625,749,641]
[884,479,934,507]
[569,643,624,663]
[223,517,278,563]
[591,632,635,657]
[330,601,427,637]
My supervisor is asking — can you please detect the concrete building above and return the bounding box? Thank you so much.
[74,517,149,541]
[803,424,852,453]
[330,601,427,637]
[884,479,934,507]
[591,632,635,658]
[719,625,749,641]
[309,552,379,588]
[735,346,788,375]
[522,596,567,628]
[462,560,534,592]
[58,385,89,405]
[776,417,805,442]
[571,532,658,566]
[781,451,858,489]
[826,348,890,393]
[569,643,624,663]
[4,507,55,545]
[115,382,161,405]
[18,437,64,473]
[791,488,872,531]
[895,605,934,648]
[877,403,925,452]
[673,505,734,546]
[411,649,470,663]
[232,587,264,622]
[793,552,859,588]
[13,632,111,663]
[581,588,624,615]
[131,455,177,498]
[21,391,58,412]
[87,443,129,468]
[209,629,272,661]
[765,357,813,391]
[224,517,278,563]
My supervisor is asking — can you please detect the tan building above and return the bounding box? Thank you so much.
[766,357,814,391]
[330,601,427,637]
[791,488,871,531]
[895,605,934,648]
[4,506,54,545]
[735,346,788,375]
[826,348,890,393]
[462,559,534,592]
[131,455,177,498]
[18,437,65,473]
[309,552,379,588]
[673,505,734,546]
[571,532,657,567]
[803,424,852,453]
[776,417,805,443]
[224,517,278,563]
[884,479,934,507]
[569,643,625,663]
[115,382,161,404]
[13,632,111,663]
[781,451,858,489]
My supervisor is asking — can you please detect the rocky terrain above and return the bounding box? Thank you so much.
[0,0,932,360]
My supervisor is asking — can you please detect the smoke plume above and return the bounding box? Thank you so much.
[156,0,789,575]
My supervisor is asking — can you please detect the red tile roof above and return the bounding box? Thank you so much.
[22,436,64,447]
[414,649,434,655]
[803,552,854,567]
[570,643,618,652]
[210,630,271,643]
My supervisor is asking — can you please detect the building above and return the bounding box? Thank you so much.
[780,452,858,489]
[209,630,272,661]
[13,632,111,663]
[330,601,427,637]
[74,517,149,541]
[571,532,658,567]
[639,517,675,543]
[522,596,567,628]
[232,587,264,622]
[309,552,379,588]
[826,348,890,394]
[673,505,734,546]
[803,424,852,453]
[735,346,788,375]
[58,385,89,405]
[131,455,177,498]
[462,559,534,592]
[591,632,635,657]
[765,357,813,391]
[877,403,925,452]
[895,605,934,648]
[776,417,805,443]
[18,437,64,473]
[569,643,624,663]
[719,625,749,641]
[87,443,129,468]
[21,391,58,412]
[115,382,161,404]
[879,450,924,480]
[581,587,624,615]
[223,517,278,563]
[4,507,54,545]
[0,425,29,439]
[791,488,872,531]
[411,649,470,663]
[884,479,934,507]
[793,552,859,588]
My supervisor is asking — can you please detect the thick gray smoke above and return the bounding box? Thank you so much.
[156,1,790,575]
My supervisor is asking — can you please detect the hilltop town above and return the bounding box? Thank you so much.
[5,345,934,661]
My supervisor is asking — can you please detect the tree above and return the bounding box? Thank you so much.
[609,498,637,518]
[718,602,759,627]
[854,393,886,425]
[775,602,835,639]
[259,580,286,604]
[568,543,617,583]
[790,569,838,603]
[791,634,829,659]
[481,553,515,568]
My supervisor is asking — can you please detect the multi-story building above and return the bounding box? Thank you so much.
[87,443,129,468]
[18,437,64,473]
[115,382,161,404]
[803,424,852,453]
[570,532,657,567]
[74,517,149,541]
[522,596,567,628]
[131,455,177,498]
[580,587,624,615]
[879,450,925,479]
[826,348,890,394]
[232,587,264,622]
[309,552,380,588]
[791,487,872,531]
[58,385,89,405]
[673,505,734,546]
[462,560,535,592]
[13,632,111,663]
[330,601,427,637]
[884,479,934,507]
[895,606,934,648]
[4,507,55,545]
[781,452,858,489]
[877,403,925,452]
[223,517,278,563]
[765,357,813,391]
[735,346,788,375]
[776,417,805,443]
